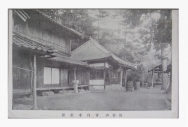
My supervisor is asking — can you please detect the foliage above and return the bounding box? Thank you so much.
[41,9,172,68]
[41,9,97,37]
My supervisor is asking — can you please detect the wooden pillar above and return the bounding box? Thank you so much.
[70,39,72,54]
[120,69,123,90]
[103,69,106,91]
[33,54,37,109]
[73,67,78,93]
[74,68,77,80]
[151,70,154,88]
[30,58,33,92]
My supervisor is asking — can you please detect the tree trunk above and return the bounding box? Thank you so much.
[161,58,168,90]
[165,72,171,94]
[161,43,168,90]
[124,70,128,91]
[151,70,154,88]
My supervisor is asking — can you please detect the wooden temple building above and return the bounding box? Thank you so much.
[12,9,89,108]
[11,9,135,109]
[71,38,135,90]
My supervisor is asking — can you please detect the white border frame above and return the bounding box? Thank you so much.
[1,0,188,126]
[8,9,178,119]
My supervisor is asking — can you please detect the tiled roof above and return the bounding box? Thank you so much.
[71,38,135,69]
[14,9,85,38]
[71,38,111,61]
[13,10,88,66]
[111,54,135,69]
[13,31,88,66]
[36,10,85,38]
[13,31,53,53]
[49,56,88,66]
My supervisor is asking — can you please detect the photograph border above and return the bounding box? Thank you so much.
[8,9,179,119]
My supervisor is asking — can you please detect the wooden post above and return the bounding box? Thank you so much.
[30,58,33,92]
[103,69,106,91]
[74,68,76,80]
[151,70,154,88]
[120,69,123,90]
[33,54,37,109]
[73,67,78,93]
[70,39,72,54]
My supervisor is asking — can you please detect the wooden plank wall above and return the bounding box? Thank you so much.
[68,68,90,86]
[36,59,71,88]
[36,60,44,88]
[108,70,120,85]
[13,47,33,90]
[14,22,70,54]
[68,70,74,86]
[76,68,90,85]
[60,69,68,87]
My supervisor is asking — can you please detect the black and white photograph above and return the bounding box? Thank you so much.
[8,9,178,118]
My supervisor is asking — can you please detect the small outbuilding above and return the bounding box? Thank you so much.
[71,38,135,90]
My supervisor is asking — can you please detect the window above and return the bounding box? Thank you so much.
[44,67,59,85]
[90,69,104,80]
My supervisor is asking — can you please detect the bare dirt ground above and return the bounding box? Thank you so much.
[13,85,171,111]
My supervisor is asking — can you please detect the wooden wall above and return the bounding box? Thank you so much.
[68,67,90,85]
[12,13,89,91]
[36,59,72,88]
[13,46,33,90]
[107,70,120,85]
[14,16,71,55]
[60,69,68,86]
[76,68,90,85]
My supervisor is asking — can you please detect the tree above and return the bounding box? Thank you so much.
[120,9,172,91]
[41,9,97,37]
[152,10,172,91]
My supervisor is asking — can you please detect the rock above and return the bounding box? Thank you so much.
[42,91,54,96]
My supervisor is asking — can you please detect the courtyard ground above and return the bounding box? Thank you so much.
[13,85,171,111]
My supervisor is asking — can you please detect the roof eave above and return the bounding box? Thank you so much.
[36,10,85,39]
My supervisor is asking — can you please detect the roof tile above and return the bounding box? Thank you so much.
[71,38,135,69]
